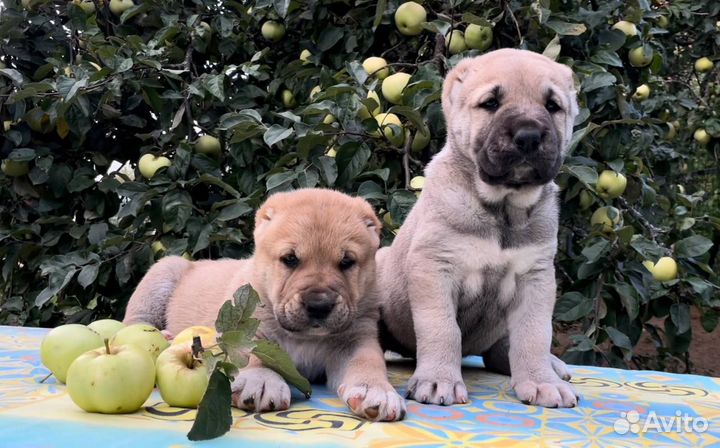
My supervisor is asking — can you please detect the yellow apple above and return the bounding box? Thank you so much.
[67,340,155,413]
[596,170,627,199]
[299,49,312,64]
[310,85,322,100]
[632,84,650,101]
[411,127,431,152]
[261,21,285,42]
[394,1,426,36]
[111,323,169,361]
[362,56,390,79]
[156,343,209,408]
[694,128,711,145]
[410,176,425,190]
[695,57,714,73]
[374,113,404,146]
[322,114,336,124]
[76,0,95,13]
[40,324,103,383]
[281,89,296,108]
[665,122,676,140]
[383,212,396,228]
[326,147,337,157]
[172,325,217,349]
[464,24,493,51]
[108,0,133,16]
[590,206,622,233]
[446,30,467,55]
[138,154,171,179]
[195,135,221,156]
[3,120,11,131]
[88,319,125,340]
[381,72,411,105]
[182,251,192,260]
[1,160,29,177]
[579,190,594,209]
[358,90,382,120]
[151,241,166,254]
[656,15,669,28]
[612,20,638,37]
[643,256,678,281]
[629,45,653,68]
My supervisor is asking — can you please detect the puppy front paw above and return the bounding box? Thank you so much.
[407,369,467,405]
[338,382,406,421]
[231,368,291,412]
[512,376,578,408]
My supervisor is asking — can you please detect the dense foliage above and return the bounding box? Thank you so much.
[0,0,718,372]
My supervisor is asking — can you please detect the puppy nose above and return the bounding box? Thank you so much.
[514,127,543,153]
[303,290,337,320]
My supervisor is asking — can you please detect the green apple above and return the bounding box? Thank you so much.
[362,56,390,79]
[579,190,594,210]
[465,24,493,51]
[632,84,650,101]
[381,72,411,105]
[111,323,169,361]
[410,176,425,190]
[590,206,622,233]
[383,211,396,229]
[108,0,133,16]
[655,15,669,28]
[446,30,467,55]
[156,343,210,408]
[151,241,167,254]
[394,1,426,36]
[281,89,296,108]
[1,160,29,177]
[695,57,714,73]
[88,319,125,340]
[358,90,382,120]
[322,114,336,124]
[309,85,322,100]
[3,120,11,131]
[261,21,285,42]
[612,20,638,37]
[195,135,221,156]
[326,146,337,157]
[643,256,678,282]
[67,340,155,413]
[596,170,627,199]
[138,154,171,179]
[374,113,404,146]
[73,0,96,13]
[182,251,192,260]
[694,128,711,145]
[299,49,312,64]
[40,324,103,383]
[665,122,676,140]
[411,126,431,152]
[629,45,653,67]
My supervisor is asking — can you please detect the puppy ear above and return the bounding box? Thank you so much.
[441,58,473,118]
[254,204,275,236]
[355,198,381,247]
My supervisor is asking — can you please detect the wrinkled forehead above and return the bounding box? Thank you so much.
[461,55,573,103]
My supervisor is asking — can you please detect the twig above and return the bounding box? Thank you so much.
[617,197,663,244]
[503,0,524,46]
[432,33,446,76]
[183,44,195,142]
[402,133,412,190]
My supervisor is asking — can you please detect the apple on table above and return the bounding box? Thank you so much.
[40,324,103,383]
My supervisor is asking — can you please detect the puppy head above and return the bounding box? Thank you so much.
[251,188,381,336]
[442,49,579,189]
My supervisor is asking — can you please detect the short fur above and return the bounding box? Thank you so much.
[124,189,406,421]
[378,49,580,408]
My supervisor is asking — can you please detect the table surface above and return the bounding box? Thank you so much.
[1,325,719,447]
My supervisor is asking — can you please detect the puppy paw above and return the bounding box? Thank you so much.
[406,370,468,405]
[338,382,406,421]
[231,368,291,412]
[512,377,578,408]
[550,354,572,381]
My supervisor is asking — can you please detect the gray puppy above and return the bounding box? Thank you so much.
[377,49,580,408]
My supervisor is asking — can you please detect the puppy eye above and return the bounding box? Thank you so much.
[281,254,299,268]
[339,257,356,271]
[545,99,562,113]
[477,98,500,111]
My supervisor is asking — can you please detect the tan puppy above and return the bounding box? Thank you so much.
[378,49,580,408]
[124,189,406,421]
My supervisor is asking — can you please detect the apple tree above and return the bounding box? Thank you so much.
[0,0,718,373]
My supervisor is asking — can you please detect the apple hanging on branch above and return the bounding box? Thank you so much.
[187,285,311,442]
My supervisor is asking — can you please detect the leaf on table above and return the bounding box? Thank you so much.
[187,368,233,441]
[252,339,312,397]
[215,284,260,333]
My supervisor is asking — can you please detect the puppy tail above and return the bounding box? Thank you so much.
[122,255,193,330]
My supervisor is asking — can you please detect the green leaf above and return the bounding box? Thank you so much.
[542,34,561,61]
[252,339,312,397]
[215,284,261,333]
[612,283,639,320]
[545,20,587,36]
[77,264,99,289]
[204,74,225,101]
[605,326,632,350]
[674,235,713,258]
[670,303,691,334]
[373,0,387,29]
[554,292,593,322]
[187,368,233,441]
[564,165,598,186]
[582,240,609,263]
[263,125,293,147]
[273,0,290,18]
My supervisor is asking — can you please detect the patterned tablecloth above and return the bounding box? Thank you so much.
[1,326,719,447]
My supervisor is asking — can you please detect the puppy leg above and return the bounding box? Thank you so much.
[406,262,467,405]
[327,338,406,421]
[123,256,192,331]
[483,337,572,381]
[508,270,578,408]
[231,356,291,412]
